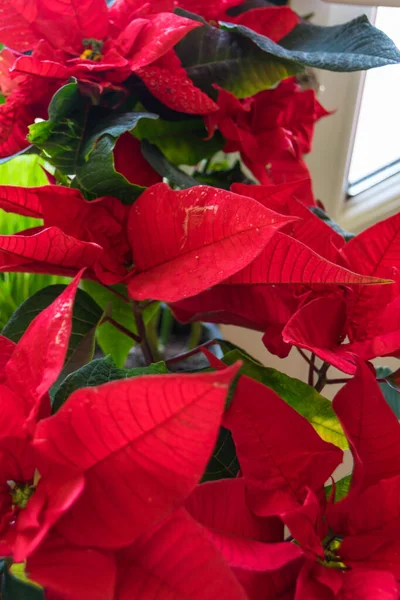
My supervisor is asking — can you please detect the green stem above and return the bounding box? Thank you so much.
[101,316,140,343]
[160,305,174,349]
[132,301,154,365]
[188,321,203,350]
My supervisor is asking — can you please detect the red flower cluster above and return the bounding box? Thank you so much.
[1,287,400,599]
[0,0,301,158]
[206,79,329,185]
[0,0,399,597]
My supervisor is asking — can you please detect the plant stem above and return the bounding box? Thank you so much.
[314,362,331,393]
[297,347,319,374]
[165,339,219,367]
[188,321,203,350]
[132,301,154,365]
[308,353,316,386]
[325,378,351,385]
[160,305,174,349]
[101,317,141,343]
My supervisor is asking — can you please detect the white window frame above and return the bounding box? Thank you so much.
[291,0,400,233]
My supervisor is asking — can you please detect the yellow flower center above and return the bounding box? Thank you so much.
[80,39,104,62]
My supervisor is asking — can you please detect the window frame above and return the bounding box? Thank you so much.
[291,0,400,232]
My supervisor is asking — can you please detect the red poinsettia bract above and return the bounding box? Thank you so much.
[205,77,329,185]
[0,0,214,157]
[0,273,82,556]
[283,211,400,372]
[12,364,243,599]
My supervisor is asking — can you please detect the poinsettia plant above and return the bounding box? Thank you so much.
[0,0,400,598]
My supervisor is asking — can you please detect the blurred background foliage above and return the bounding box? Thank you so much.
[0,154,68,330]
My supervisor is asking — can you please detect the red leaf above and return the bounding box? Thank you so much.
[116,509,247,599]
[338,570,398,600]
[0,95,37,158]
[339,212,400,341]
[231,179,316,208]
[187,477,283,546]
[128,183,294,302]
[11,56,70,80]
[345,475,400,539]
[113,132,161,186]
[0,49,21,96]
[232,182,343,262]
[333,361,400,491]
[0,227,103,277]
[0,185,130,283]
[40,0,109,42]
[283,295,358,374]
[0,1,43,52]
[224,376,342,517]
[0,0,109,52]
[231,7,299,42]
[127,13,202,70]
[227,231,385,286]
[137,50,219,115]
[27,533,116,600]
[0,336,16,376]
[33,365,240,548]
[237,556,302,600]
[6,272,83,420]
[188,479,304,576]
[294,561,341,600]
[172,284,304,358]
[340,536,400,579]
[0,185,45,218]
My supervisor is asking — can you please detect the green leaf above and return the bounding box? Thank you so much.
[134,118,224,166]
[2,284,103,361]
[202,426,239,482]
[325,474,352,502]
[310,207,355,242]
[28,82,158,204]
[2,563,44,600]
[221,15,400,73]
[222,347,348,449]
[28,82,86,173]
[82,280,160,367]
[175,10,300,99]
[53,355,168,412]
[0,154,48,187]
[140,140,200,188]
[377,367,400,419]
[192,161,252,189]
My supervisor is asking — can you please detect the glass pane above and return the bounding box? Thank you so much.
[348,7,400,195]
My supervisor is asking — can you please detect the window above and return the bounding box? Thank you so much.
[348,8,400,197]
[291,0,400,232]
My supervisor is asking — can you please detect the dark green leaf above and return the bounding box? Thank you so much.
[2,563,44,600]
[134,118,224,166]
[222,15,400,73]
[28,82,158,204]
[377,367,400,419]
[140,140,200,188]
[222,347,347,449]
[82,281,160,367]
[202,426,239,482]
[175,10,299,99]
[310,207,355,242]
[2,284,103,360]
[325,474,352,502]
[28,82,86,173]
[53,355,168,412]
[193,161,252,189]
